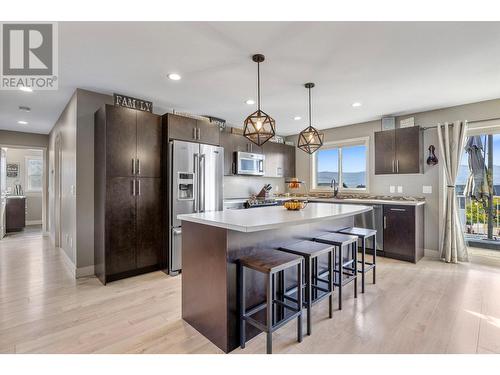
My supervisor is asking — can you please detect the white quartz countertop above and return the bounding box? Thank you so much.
[178,202,372,233]
[224,196,425,206]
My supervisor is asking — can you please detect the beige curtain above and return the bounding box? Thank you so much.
[436,121,468,263]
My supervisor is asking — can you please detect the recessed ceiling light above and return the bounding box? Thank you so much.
[19,87,33,92]
[352,102,362,108]
[294,116,302,121]
[245,99,255,105]
[167,73,181,81]
[17,120,28,125]
[19,106,31,112]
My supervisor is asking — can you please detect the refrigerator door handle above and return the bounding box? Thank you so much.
[199,154,206,212]
[193,153,199,212]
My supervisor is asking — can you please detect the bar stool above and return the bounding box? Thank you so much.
[239,249,303,354]
[337,227,377,293]
[313,232,358,310]
[279,240,335,336]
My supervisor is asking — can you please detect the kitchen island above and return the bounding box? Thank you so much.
[178,202,372,353]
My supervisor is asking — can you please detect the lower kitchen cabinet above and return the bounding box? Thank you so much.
[5,197,26,232]
[383,204,424,263]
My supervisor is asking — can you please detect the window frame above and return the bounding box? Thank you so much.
[25,155,43,193]
[310,136,370,193]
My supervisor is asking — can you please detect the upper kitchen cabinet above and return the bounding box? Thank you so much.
[374,127,422,174]
[262,141,296,178]
[163,113,220,146]
[220,130,263,175]
[137,111,162,178]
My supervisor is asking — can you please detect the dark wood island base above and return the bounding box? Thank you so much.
[181,215,355,353]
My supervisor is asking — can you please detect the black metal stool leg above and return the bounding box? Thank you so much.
[297,261,303,343]
[353,243,358,299]
[239,263,246,349]
[373,234,377,284]
[328,250,333,318]
[266,273,273,354]
[338,245,343,310]
[361,237,366,294]
[305,257,312,335]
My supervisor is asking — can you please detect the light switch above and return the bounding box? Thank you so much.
[397,186,403,193]
[423,185,432,194]
[389,185,395,193]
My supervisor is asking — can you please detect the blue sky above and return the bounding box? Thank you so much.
[317,145,366,173]
[459,134,500,166]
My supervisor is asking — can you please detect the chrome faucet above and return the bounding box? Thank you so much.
[330,178,339,198]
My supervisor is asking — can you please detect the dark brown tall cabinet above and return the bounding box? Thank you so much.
[94,105,162,284]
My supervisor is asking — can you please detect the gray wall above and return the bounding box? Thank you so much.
[4,148,44,222]
[75,89,113,269]
[49,92,77,265]
[48,89,113,272]
[290,97,500,252]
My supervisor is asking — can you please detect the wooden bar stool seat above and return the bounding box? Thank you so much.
[239,249,303,354]
[313,232,358,310]
[279,240,335,336]
[337,227,377,293]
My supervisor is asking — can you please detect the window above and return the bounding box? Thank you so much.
[25,157,43,192]
[312,137,369,191]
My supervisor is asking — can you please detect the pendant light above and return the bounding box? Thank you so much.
[297,82,324,154]
[243,54,276,146]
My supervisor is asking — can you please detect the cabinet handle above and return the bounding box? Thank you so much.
[132,179,136,196]
[383,216,387,229]
[396,160,399,173]
[136,159,141,175]
[193,128,197,140]
[132,158,136,175]
[137,179,141,196]
[392,160,395,173]
[197,128,201,140]
[390,208,406,212]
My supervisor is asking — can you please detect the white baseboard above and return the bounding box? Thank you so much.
[424,248,440,258]
[76,265,95,278]
[59,247,76,278]
[26,220,42,225]
[59,248,95,279]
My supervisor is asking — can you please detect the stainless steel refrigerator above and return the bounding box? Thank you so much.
[168,140,223,275]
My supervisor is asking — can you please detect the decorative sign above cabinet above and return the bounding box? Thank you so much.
[113,93,153,113]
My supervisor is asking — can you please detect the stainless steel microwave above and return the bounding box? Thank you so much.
[235,151,265,176]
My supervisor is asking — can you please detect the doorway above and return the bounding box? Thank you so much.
[0,145,47,240]
[456,125,500,250]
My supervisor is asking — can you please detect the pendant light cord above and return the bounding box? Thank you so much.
[257,62,261,110]
[308,86,312,127]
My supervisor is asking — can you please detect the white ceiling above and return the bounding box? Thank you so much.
[1,22,500,135]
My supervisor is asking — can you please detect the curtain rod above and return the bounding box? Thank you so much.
[420,116,500,131]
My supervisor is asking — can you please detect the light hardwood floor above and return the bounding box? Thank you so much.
[1,233,500,354]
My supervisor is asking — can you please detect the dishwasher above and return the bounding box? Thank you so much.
[354,204,384,252]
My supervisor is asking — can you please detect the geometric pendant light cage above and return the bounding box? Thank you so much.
[243,54,276,146]
[297,82,324,154]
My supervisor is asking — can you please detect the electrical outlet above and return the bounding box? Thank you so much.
[389,185,395,193]
[397,186,403,193]
[423,185,432,194]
